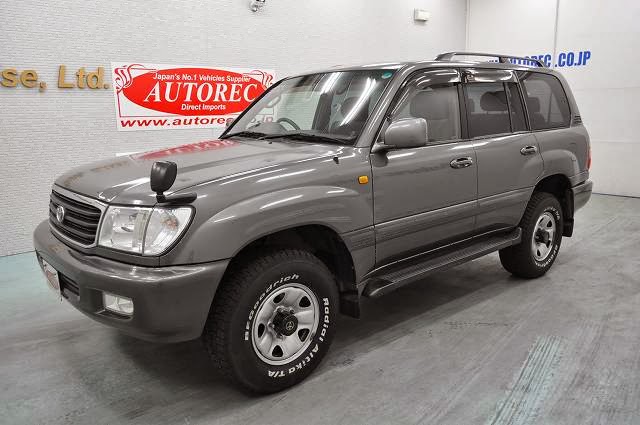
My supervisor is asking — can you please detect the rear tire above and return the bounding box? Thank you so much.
[499,192,563,278]
[202,249,338,393]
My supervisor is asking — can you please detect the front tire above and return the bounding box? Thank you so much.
[202,249,338,393]
[499,192,563,278]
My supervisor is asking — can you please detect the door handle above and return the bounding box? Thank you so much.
[520,145,538,155]
[450,157,474,169]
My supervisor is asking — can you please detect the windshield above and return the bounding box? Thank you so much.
[223,69,396,144]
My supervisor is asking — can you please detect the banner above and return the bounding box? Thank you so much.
[111,62,275,131]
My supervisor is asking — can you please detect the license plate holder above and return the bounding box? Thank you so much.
[41,259,61,294]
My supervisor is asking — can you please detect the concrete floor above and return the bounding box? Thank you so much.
[1,194,639,425]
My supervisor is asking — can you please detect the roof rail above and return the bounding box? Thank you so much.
[435,51,545,67]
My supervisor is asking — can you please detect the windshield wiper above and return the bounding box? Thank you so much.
[259,132,351,145]
[222,130,267,139]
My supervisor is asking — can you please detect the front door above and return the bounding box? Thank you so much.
[371,69,477,265]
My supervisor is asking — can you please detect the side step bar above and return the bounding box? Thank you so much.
[362,228,522,298]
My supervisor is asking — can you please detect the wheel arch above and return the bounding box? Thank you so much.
[222,224,360,318]
[533,173,574,236]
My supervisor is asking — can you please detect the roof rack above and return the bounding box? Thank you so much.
[435,51,545,67]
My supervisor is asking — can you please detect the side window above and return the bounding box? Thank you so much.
[392,83,460,143]
[464,83,510,138]
[506,83,527,132]
[518,72,571,130]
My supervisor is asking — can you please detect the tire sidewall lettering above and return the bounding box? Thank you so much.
[241,270,333,379]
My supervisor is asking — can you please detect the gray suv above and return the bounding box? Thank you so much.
[33,52,593,393]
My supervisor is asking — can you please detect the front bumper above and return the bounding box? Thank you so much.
[33,220,229,343]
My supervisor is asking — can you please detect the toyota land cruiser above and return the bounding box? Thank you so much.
[33,52,593,393]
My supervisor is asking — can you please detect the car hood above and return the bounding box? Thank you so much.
[55,138,340,205]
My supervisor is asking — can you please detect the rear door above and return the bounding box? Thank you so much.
[462,68,543,233]
[371,69,477,265]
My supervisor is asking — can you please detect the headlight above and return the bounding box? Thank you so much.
[98,206,192,255]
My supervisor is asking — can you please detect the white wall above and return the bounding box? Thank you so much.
[0,0,467,256]
[467,0,640,198]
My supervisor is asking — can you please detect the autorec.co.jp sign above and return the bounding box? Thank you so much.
[111,62,275,131]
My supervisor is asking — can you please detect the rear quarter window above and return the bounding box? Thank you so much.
[518,72,571,130]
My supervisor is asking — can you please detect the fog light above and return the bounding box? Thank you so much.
[103,292,134,316]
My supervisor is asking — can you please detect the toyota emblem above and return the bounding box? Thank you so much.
[56,205,66,223]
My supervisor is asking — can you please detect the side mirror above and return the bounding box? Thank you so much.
[150,161,177,201]
[150,161,197,204]
[372,118,428,153]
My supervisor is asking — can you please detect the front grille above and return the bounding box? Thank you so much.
[49,190,102,246]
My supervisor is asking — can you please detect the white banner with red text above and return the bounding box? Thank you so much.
[111,62,275,131]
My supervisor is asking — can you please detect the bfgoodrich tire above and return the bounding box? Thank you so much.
[202,249,338,393]
[499,192,563,279]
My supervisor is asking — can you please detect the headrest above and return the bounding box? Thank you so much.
[527,97,540,112]
[410,90,450,120]
[340,97,369,123]
[480,91,508,111]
